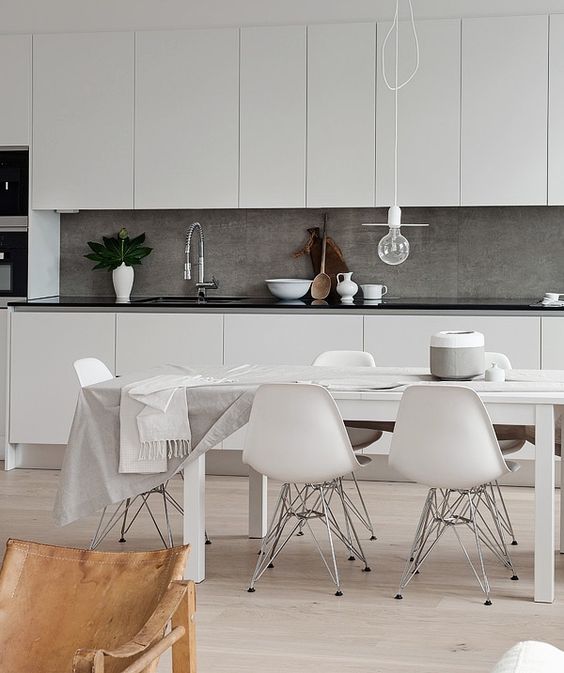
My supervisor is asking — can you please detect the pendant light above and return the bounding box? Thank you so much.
[363,0,428,265]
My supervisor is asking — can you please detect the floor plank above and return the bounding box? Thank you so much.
[1,468,564,672]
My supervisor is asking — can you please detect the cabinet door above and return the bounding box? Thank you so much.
[541,317,564,369]
[376,19,460,207]
[0,310,7,449]
[307,23,376,207]
[549,15,564,204]
[461,15,548,206]
[239,26,306,208]
[364,315,540,368]
[224,314,363,365]
[0,35,31,146]
[135,29,239,209]
[9,312,116,444]
[32,32,134,209]
[116,313,223,374]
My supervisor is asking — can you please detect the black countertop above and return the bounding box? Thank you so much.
[7,295,562,311]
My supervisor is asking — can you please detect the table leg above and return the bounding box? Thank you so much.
[535,404,555,603]
[248,467,267,539]
[560,422,564,554]
[183,454,206,582]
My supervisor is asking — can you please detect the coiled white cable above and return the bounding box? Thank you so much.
[381,0,420,206]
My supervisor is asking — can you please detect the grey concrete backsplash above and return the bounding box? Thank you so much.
[60,206,564,299]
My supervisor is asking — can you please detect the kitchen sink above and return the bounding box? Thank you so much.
[131,296,244,305]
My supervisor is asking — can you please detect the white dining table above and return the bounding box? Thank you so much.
[183,386,564,604]
[54,362,564,603]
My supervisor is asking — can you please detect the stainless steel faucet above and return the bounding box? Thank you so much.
[184,222,218,301]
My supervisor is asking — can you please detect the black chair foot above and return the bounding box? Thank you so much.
[118,538,126,543]
[370,535,377,541]
[394,593,403,600]
[409,557,414,562]
[247,587,256,593]
[511,540,518,546]
[415,570,420,574]
[362,566,371,572]
[267,562,274,568]
[205,539,212,545]
[511,575,519,581]
[296,531,304,536]
[484,599,492,606]
[348,555,355,561]
[335,590,343,596]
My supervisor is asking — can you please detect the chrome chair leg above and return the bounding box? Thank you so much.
[489,480,518,545]
[118,498,131,543]
[348,472,377,540]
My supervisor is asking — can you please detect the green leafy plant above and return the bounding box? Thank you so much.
[85,228,152,271]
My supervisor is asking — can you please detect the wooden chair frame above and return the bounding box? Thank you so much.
[72,580,196,673]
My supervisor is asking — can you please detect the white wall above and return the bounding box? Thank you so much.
[1,0,564,34]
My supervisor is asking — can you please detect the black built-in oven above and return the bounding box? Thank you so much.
[0,149,28,222]
[0,149,29,299]
[0,231,27,297]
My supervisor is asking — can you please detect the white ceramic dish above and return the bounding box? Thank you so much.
[265,278,312,300]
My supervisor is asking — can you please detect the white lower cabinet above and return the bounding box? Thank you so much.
[0,310,7,451]
[9,312,116,445]
[224,314,364,366]
[116,313,224,374]
[541,317,564,369]
[364,315,541,368]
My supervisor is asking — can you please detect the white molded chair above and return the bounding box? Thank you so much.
[243,383,372,596]
[313,350,381,540]
[313,350,376,367]
[73,357,113,387]
[73,358,187,550]
[389,384,519,605]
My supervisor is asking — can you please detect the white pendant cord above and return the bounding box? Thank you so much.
[382,0,420,207]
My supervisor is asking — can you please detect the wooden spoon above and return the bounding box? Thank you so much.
[311,215,331,300]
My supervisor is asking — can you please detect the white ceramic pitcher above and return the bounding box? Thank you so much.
[336,272,358,304]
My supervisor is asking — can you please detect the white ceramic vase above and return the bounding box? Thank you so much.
[112,262,134,303]
[336,272,358,304]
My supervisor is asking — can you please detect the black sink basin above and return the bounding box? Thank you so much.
[131,296,244,305]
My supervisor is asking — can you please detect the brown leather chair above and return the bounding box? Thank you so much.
[0,539,196,673]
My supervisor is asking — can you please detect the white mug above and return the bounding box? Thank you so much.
[361,284,388,300]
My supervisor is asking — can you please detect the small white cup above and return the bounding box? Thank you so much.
[361,284,388,300]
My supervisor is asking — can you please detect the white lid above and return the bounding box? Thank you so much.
[430,330,485,348]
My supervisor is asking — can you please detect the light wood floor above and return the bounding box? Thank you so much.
[2,468,564,672]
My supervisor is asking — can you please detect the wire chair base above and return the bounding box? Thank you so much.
[395,485,518,606]
[248,478,371,596]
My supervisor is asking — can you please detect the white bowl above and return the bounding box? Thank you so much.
[265,278,312,300]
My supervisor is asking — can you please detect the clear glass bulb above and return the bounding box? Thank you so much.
[377,226,410,266]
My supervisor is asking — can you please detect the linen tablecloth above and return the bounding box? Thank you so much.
[54,363,564,526]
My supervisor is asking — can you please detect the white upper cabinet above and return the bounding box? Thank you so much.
[307,23,376,208]
[239,26,306,208]
[461,15,548,206]
[548,14,564,205]
[32,32,134,210]
[376,19,460,207]
[0,35,31,146]
[135,29,239,209]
